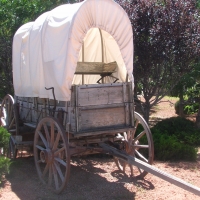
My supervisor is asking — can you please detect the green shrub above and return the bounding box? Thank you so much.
[151,117,200,145]
[152,131,197,161]
[184,103,199,114]
[0,156,10,183]
[175,100,199,115]
[151,117,199,161]
[0,127,10,155]
[0,128,11,183]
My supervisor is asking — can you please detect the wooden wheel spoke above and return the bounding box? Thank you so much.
[52,163,59,190]
[132,144,149,149]
[133,131,146,143]
[43,124,50,147]
[54,147,65,156]
[52,132,61,151]
[122,162,126,172]
[137,167,142,174]
[48,164,53,186]
[5,101,9,120]
[54,157,67,167]
[54,161,65,182]
[1,118,6,126]
[123,132,127,141]
[42,163,50,178]
[38,131,48,148]
[2,108,6,119]
[3,107,8,124]
[35,145,45,151]
[8,105,13,124]
[133,119,139,133]
[8,117,15,130]
[50,122,55,148]
[135,150,148,163]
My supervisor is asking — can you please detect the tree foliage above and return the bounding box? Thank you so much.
[117,0,200,121]
[0,0,76,98]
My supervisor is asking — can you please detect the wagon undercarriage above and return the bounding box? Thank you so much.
[1,90,200,196]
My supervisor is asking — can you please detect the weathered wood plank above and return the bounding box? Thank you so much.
[78,106,126,131]
[70,82,132,106]
[73,127,135,137]
[77,86,123,106]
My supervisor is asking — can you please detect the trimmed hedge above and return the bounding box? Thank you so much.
[151,117,199,161]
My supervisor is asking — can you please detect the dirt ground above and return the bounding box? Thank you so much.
[1,97,200,200]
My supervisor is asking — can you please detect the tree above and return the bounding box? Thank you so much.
[0,0,76,99]
[116,0,200,122]
[169,62,200,116]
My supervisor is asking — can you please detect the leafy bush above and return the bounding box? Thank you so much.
[151,117,200,161]
[151,117,200,145]
[0,127,10,155]
[175,100,199,115]
[184,103,199,115]
[0,128,11,183]
[152,131,197,161]
[0,156,10,183]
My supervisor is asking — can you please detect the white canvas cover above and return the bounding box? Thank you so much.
[13,0,134,101]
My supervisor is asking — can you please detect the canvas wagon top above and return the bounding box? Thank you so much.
[12,0,134,101]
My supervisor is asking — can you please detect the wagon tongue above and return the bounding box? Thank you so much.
[99,143,200,197]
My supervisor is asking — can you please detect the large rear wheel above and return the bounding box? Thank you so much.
[34,117,70,193]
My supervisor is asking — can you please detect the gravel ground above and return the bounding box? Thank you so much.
[0,155,200,200]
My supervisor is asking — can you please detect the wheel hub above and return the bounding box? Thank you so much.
[124,140,132,154]
[40,149,53,163]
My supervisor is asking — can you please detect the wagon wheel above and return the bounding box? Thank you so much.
[114,112,154,178]
[34,117,70,194]
[7,136,18,159]
[0,94,18,134]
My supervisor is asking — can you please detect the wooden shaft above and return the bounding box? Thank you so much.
[99,28,104,83]
[126,73,128,82]
[82,43,84,84]
[131,157,200,197]
[100,143,200,197]
[99,28,104,63]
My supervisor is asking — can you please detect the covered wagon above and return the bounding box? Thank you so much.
[0,0,199,196]
[0,0,153,193]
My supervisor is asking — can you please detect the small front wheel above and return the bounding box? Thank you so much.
[114,112,154,178]
[0,94,18,134]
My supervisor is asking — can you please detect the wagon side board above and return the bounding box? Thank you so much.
[16,96,67,127]
[68,82,134,136]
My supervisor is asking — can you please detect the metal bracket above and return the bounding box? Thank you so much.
[45,87,56,116]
